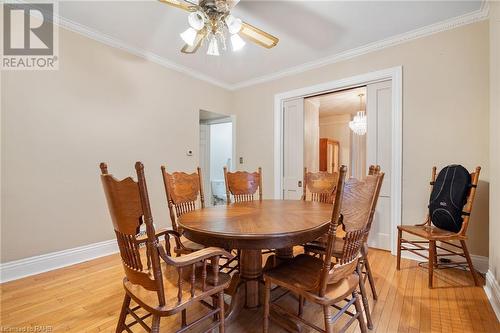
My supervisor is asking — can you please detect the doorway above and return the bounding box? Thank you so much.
[274,67,402,254]
[199,110,235,206]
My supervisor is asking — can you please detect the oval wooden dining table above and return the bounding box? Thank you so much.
[178,199,333,312]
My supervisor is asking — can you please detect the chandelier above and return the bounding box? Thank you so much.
[349,94,367,136]
[181,10,246,56]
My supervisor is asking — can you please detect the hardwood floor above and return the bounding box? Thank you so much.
[1,248,498,332]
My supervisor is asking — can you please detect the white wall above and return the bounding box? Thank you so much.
[489,2,500,285]
[231,21,490,257]
[0,18,492,264]
[1,27,232,262]
[210,122,233,181]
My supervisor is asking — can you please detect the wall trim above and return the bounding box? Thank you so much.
[400,252,489,274]
[485,270,500,320]
[0,239,118,283]
[18,0,489,91]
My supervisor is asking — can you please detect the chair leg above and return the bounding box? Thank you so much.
[323,305,333,333]
[461,240,481,286]
[428,240,436,288]
[218,291,225,333]
[151,315,161,333]
[353,291,368,333]
[431,241,438,268]
[181,309,187,327]
[116,294,131,333]
[263,279,271,333]
[397,228,402,270]
[356,263,373,329]
[298,295,303,317]
[362,246,378,300]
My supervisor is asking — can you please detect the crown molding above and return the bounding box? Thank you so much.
[231,0,490,90]
[13,0,232,90]
[56,16,233,90]
[13,0,489,91]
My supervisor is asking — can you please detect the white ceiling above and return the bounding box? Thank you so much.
[58,1,483,87]
[308,86,366,117]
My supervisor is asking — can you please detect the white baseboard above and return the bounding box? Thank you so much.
[484,270,500,321]
[400,251,489,274]
[0,239,118,283]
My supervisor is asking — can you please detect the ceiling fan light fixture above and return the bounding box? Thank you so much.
[161,0,278,56]
[188,11,205,31]
[225,14,242,34]
[230,33,245,51]
[207,35,220,56]
[180,27,197,46]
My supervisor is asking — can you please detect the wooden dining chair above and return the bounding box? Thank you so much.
[161,166,206,256]
[397,166,481,288]
[100,162,232,333]
[303,169,384,329]
[263,165,368,333]
[222,166,263,271]
[224,166,262,203]
[301,168,338,203]
[361,164,382,300]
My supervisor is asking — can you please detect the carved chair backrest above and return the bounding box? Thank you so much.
[161,166,205,233]
[302,168,338,203]
[368,165,381,176]
[425,166,481,237]
[100,162,165,306]
[224,167,262,203]
[317,165,348,296]
[318,166,384,296]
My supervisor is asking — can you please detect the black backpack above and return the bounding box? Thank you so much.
[428,165,472,233]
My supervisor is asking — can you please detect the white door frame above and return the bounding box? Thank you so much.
[273,66,402,255]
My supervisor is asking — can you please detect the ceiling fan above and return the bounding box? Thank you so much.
[159,0,279,56]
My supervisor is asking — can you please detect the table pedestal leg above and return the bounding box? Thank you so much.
[240,249,262,308]
[276,247,294,259]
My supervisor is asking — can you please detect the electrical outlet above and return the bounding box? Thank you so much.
[187,150,193,156]
[239,157,243,164]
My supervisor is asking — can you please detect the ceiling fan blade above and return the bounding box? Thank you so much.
[158,0,195,12]
[239,22,278,49]
[181,31,206,53]
[227,0,240,9]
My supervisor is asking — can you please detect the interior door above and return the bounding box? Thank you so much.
[282,98,304,200]
[366,80,392,251]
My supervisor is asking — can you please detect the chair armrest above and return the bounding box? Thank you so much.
[135,228,181,244]
[158,246,232,268]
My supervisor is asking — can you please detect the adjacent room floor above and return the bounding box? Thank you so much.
[1,249,498,332]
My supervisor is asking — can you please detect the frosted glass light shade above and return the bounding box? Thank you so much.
[188,11,205,31]
[225,15,242,34]
[230,34,245,51]
[180,27,197,46]
[207,36,220,56]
